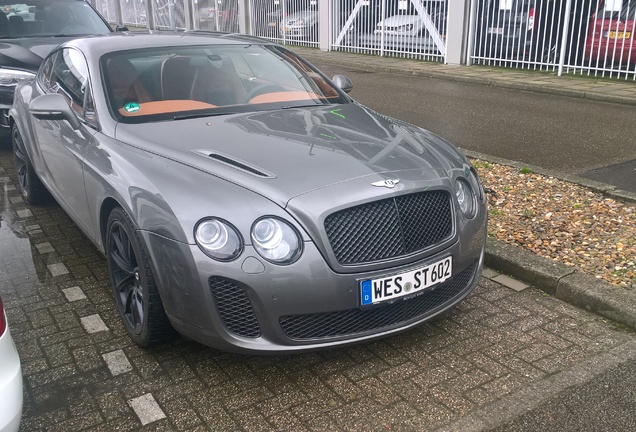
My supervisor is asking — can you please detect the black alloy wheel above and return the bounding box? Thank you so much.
[106,207,173,347]
[12,124,48,204]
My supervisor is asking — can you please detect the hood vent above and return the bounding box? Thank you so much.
[192,150,276,178]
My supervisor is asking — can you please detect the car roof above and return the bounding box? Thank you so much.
[64,31,277,59]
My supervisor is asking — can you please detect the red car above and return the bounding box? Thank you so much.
[584,0,636,65]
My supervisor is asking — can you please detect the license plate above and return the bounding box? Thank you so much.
[360,256,452,306]
[488,27,504,35]
[268,21,277,27]
[605,31,631,39]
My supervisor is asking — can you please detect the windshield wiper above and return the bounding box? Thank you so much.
[281,103,328,109]
[173,111,237,121]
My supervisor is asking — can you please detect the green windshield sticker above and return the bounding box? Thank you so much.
[124,102,140,113]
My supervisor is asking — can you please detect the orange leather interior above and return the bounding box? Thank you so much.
[248,91,320,104]
[119,100,217,116]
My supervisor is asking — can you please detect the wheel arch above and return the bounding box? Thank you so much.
[99,197,122,250]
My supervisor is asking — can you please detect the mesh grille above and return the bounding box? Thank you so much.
[279,261,477,340]
[324,191,453,265]
[209,277,261,338]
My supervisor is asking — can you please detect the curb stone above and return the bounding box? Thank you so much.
[462,149,636,204]
[469,150,636,330]
[486,238,636,331]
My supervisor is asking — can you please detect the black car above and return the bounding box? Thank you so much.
[0,0,112,143]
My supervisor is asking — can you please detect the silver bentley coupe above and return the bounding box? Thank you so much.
[10,32,487,353]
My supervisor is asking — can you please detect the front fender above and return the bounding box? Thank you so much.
[84,136,305,253]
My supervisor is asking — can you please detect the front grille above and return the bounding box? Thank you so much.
[324,191,453,265]
[279,261,477,340]
[209,277,261,338]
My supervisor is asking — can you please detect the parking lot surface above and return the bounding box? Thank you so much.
[2,145,636,431]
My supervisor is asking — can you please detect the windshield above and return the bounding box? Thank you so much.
[102,44,349,122]
[0,0,111,38]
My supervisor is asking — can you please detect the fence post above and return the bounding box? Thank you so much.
[557,0,573,76]
[238,0,250,35]
[446,0,471,65]
[318,0,330,51]
[145,0,154,29]
[380,0,386,57]
[466,0,478,66]
[183,0,193,30]
[114,0,123,25]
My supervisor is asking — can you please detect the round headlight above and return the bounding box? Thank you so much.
[251,217,302,264]
[195,218,243,261]
[455,178,476,218]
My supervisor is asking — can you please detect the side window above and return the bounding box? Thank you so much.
[38,51,58,91]
[49,48,90,117]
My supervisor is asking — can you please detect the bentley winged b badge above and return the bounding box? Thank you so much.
[371,179,400,189]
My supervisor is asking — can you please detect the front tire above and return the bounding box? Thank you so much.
[12,123,49,204]
[106,207,173,347]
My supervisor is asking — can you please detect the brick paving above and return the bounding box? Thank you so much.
[1,144,636,431]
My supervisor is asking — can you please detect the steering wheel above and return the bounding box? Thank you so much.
[245,83,286,103]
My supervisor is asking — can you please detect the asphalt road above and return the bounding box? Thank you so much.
[317,65,636,193]
[494,358,636,432]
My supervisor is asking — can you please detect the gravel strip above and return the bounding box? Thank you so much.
[471,159,636,289]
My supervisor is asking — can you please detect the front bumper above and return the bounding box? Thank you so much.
[281,26,312,38]
[142,213,486,354]
[0,85,15,131]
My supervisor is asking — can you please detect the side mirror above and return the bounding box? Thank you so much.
[29,93,81,130]
[116,24,129,32]
[332,75,353,94]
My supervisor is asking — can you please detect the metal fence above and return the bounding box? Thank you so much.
[248,0,320,47]
[330,0,448,61]
[92,0,635,79]
[469,0,636,80]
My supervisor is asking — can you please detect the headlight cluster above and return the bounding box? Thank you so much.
[398,24,414,31]
[195,218,242,261]
[195,216,302,265]
[455,178,477,219]
[251,217,302,264]
[0,69,35,87]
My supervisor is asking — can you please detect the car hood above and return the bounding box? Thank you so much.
[0,37,74,71]
[114,103,466,207]
[378,15,421,26]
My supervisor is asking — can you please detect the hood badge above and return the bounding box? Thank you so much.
[372,179,400,189]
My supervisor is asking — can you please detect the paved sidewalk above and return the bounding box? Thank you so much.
[293,47,636,107]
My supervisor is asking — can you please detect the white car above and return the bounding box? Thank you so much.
[0,296,22,432]
[280,9,318,39]
[374,14,423,36]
